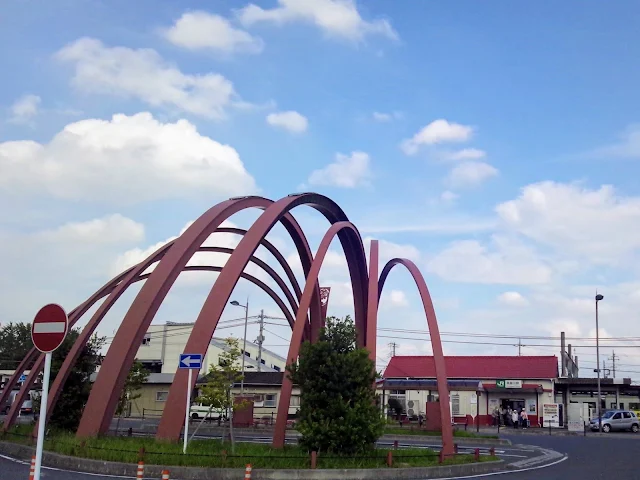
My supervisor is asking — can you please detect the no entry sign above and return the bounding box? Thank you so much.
[31,304,68,353]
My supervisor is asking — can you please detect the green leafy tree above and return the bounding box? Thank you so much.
[287,315,385,454]
[33,329,106,431]
[114,361,149,433]
[0,322,34,370]
[194,337,246,451]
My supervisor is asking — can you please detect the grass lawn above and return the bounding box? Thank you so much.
[384,426,499,439]
[2,425,498,469]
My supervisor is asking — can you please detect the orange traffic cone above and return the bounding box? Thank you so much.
[28,456,36,480]
[136,461,144,479]
[161,470,170,479]
[245,464,252,479]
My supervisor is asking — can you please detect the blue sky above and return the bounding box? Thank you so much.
[2,0,640,378]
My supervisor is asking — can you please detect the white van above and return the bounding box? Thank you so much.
[189,403,226,420]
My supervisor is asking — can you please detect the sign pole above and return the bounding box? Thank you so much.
[33,352,52,480]
[183,368,192,454]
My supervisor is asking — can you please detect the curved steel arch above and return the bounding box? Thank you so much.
[20,245,302,435]
[272,221,362,447]
[378,258,454,457]
[6,226,305,433]
[0,266,137,429]
[154,195,368,440]
[77,196,322,438]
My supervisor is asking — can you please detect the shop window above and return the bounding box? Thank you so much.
[265,394,277,407]
[290,396,301,407]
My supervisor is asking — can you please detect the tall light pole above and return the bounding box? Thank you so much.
[230,298,249,394]
[595,292,604,433]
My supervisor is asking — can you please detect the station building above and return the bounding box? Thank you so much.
[381,355,558,426]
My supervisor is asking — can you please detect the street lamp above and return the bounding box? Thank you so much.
[230,298,249,394]
[595,292,604,433]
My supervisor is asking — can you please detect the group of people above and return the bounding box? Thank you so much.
[492,406,529,428]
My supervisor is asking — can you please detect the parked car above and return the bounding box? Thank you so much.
[589,410,640,433]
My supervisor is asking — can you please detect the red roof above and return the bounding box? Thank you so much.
[383,355,558,380]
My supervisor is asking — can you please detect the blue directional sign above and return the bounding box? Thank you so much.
[179,353,203,369]
[19,374,26,382]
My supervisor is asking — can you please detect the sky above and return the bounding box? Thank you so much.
[2,0,640,380]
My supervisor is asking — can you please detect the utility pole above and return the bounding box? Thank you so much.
[603,360,607,379]
[388,342,397,357]
[518,339,522,356]
[257,310,264,372]
[610,350,618,378]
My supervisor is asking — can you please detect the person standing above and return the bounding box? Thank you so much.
[521,409,529,429]
[512,409,519,429]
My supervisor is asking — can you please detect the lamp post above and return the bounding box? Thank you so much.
[595,293,604,433]
[230,298,249,394]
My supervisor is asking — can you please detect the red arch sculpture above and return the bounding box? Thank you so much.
[8,193,453,457]
[378,258,454,455]
[4,227,308,433]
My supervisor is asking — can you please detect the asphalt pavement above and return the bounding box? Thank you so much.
[2,428,639,479]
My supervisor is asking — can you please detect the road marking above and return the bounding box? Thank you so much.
[434,454,568,479]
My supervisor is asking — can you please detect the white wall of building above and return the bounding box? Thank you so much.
[135,323,287,375]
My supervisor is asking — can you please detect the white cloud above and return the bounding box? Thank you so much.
[8,94,41,125]
[447,161,498,188]
[43,214,145,244]
[237,0,398,43]
[388,289,408,307]
[497,291,529,307]
[440,190,459,204]
[0,112,257,204]
[372,111,401,122]
[308,151,372,188]
[441,148,486,161]
[496,181,640,264]
[163,11,264,54]
[266,110,308,133]
[426,235,553,285]
[401,119,474,155]
[56,38,237,119]
[589,124,640,160]
[0,214,145,322]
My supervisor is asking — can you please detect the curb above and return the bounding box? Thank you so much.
[0,441,505,480]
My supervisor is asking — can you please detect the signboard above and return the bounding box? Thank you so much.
[18,375,26,382]
[31,304,68,353]
[470,393,478,405]
[542,403,560,428]
[496,379,522,389]
[31,303,69,480]
[179,353,203,370]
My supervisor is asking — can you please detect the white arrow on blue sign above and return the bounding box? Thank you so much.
[179,353,203,369]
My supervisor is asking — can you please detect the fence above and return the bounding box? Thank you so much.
[0,429,488,470]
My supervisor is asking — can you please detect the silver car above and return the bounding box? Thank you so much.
[590,410,640,433]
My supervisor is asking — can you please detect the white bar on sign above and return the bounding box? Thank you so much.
[33,322,66,334]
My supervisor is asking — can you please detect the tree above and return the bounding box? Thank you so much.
[0,322,34,370]
[287,315,385,454]
[114,361,149,433]
[195,337,245,452]
[33,329,106,431]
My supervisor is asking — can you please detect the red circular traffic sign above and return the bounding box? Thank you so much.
[31,304,69,353]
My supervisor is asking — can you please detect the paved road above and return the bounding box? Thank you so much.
[499,433,636,479]
[3,431,638,479]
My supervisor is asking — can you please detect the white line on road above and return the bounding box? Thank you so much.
[433,454,568,479]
